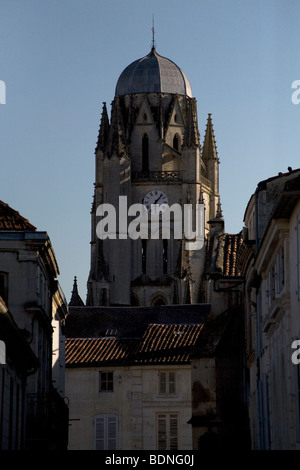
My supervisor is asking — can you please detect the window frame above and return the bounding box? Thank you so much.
[99,371,114,393]
[94,414,118,450]
[159,371,176,395]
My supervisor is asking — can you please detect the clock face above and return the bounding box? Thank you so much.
[143,190,168,214]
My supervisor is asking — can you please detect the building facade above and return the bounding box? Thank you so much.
[65,310,208,450]
[0,200,68,450]
[239,168,300,449]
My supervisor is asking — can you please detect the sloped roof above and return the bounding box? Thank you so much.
[0,200,36,231]
[66,304,210,339]
[65,322,204,367]
[207,232,243,278]
[223,233,243,277]
[134,323,204,364]
[65,337,139,367]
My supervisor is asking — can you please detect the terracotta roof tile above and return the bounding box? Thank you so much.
[65,337,139,367]
[65,323,204,367]
[66,304,210,339]
[0,200,36,231]
[223,233,243,277]
[134,323,204,364]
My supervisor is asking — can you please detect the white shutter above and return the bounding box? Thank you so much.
[95,414,118,450]
[158,414,167,450]
[169,372,176,394]
[157,413,178,450]
[159,371,176,394]
[169,414,178,450]
[107,415,118,450]
[159,372,167,394]
[95,416,105,450]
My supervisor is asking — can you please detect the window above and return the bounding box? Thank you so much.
[268,266,275,306]
[99,372,114,392]
[95,414,118,450]
[276,245,285,294]
[36,266,50,313]
[159,371,176,395]
[142,134,149,172]
[152,297,167,306]
[157,413,178,450]
[173,134,179,151]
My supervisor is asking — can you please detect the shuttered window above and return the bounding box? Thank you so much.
[157,413,178,450]
[95,414,118,450]
[159,371,176,395]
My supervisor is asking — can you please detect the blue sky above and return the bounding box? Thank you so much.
[1,0,300,302]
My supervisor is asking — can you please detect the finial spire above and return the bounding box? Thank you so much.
[151,14,156,50]
[69,275,85,307]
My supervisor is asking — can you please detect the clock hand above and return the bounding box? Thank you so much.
[154,194,163,204]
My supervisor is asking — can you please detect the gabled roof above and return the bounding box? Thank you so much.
[65,304,210,367]
[134,323,204,364]
[65,322,204,367]
[65,304,210,339]
[0,200,36,231]
[65,337,139,367]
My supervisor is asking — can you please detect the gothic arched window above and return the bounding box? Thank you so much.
[142,134,149,172]
[173,134,179,151]
[152,296,167,306]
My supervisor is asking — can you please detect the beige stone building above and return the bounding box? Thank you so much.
[239,168,300,449]
[65,306,209,450]
[0,200,68,449]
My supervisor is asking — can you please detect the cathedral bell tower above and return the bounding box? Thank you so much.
[86,45,221,307]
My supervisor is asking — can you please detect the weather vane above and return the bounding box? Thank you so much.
[151,14,156,49]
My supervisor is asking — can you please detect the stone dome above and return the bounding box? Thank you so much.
[115,47,192,97]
